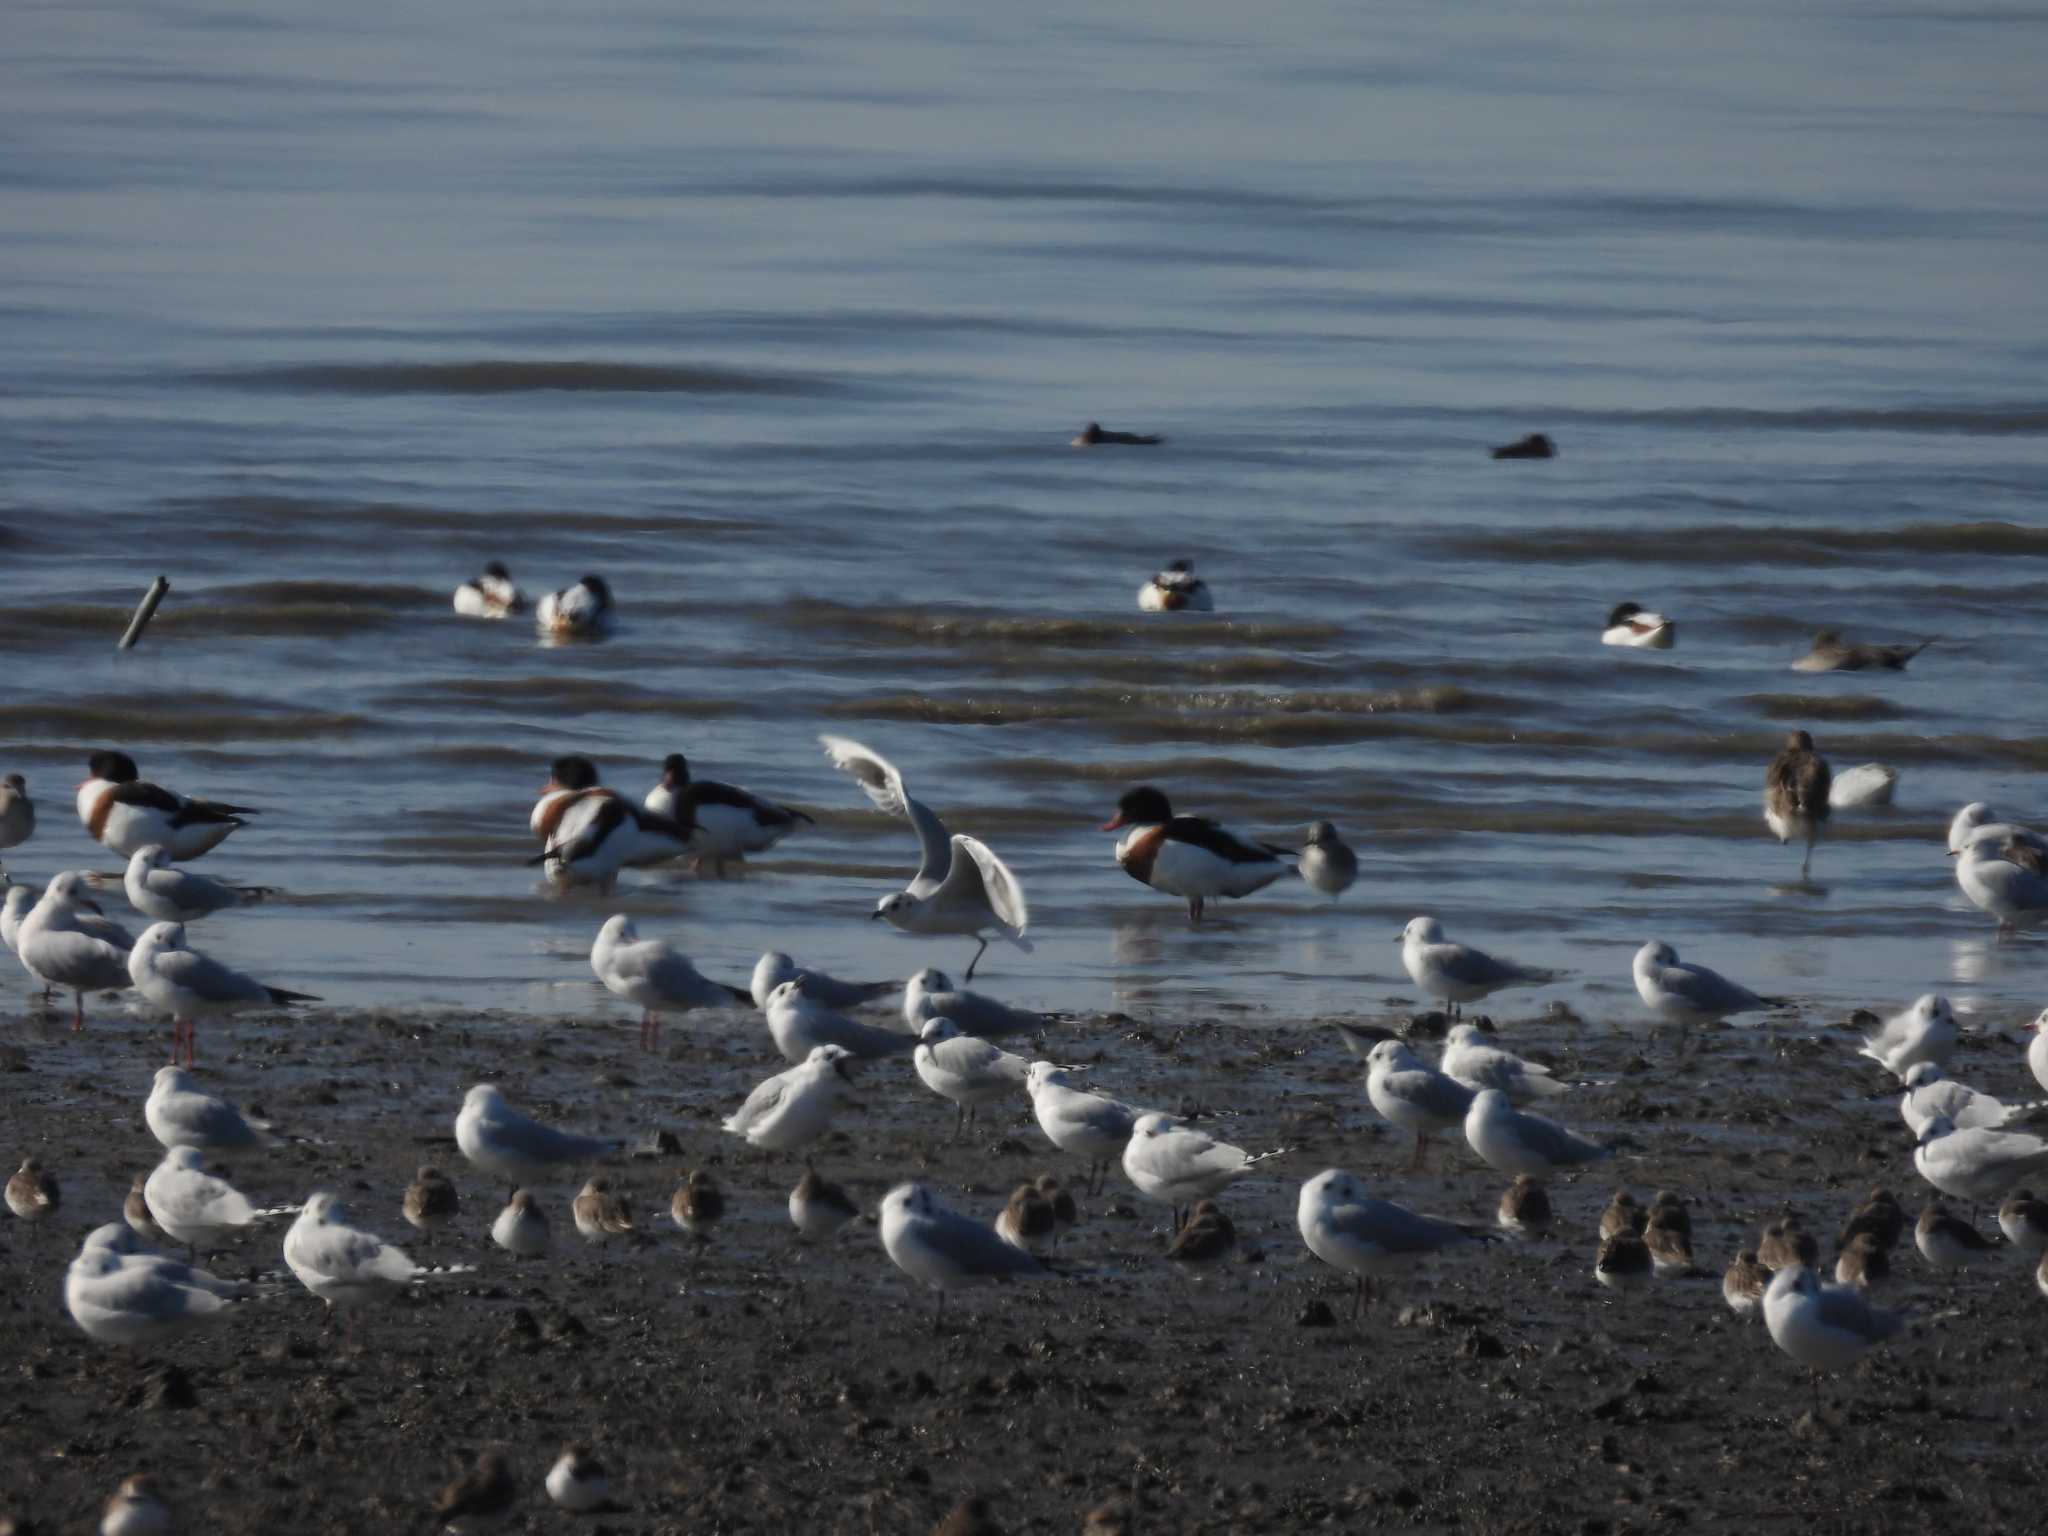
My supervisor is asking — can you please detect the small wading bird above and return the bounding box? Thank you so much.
[1764,729,1832,880]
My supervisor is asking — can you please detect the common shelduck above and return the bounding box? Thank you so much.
[1601,602,1674,649]
[1102,785,1289,922]
[535,574,613,640]
[1071,421,1162,446]
[1137,559,1214,612]
[452,561,524,619]
[76,751,255,861]
[645,752,812,876]
[528,754,696,892]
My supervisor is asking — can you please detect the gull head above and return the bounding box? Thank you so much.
[133,844,171,872]
[45,870,101,912]
[873,892,916,927]
[1301,1167,1361,1208]
[151,1064,196,1093]
[1902,1062,1944,1089]
[882,1181,934,1221]
[462,1084,507,1115]
[765,980,807,1014]
[1467,1087,1512,1123]
[1908,994,1953,1028]
[1399,915,1443,946]
[299,1191,344,1226]
[83,1222,140,1256]
[1948,801,1994,853]
[1445,1023,1484,1049]
[917,1017,961,1047]
[1364,1038,1420,1073]
[1130,1111,1176,1141]
[1916,1113,1957,1147]
[1024,1061,1075,1095]
[908,966,951,997]
[1634,940,1678,972]
[163,1146,206,1172]
[596,914,637,947]
[806,1044,857,1084]
[1764,1264,1819,1304]
[137,921,186,954]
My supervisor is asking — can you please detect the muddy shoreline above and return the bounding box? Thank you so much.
[2,995,2043,1534]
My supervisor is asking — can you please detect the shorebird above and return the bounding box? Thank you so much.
[1763,729,1832,879]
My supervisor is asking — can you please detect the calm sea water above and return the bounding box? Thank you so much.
[5,0,2046,1029]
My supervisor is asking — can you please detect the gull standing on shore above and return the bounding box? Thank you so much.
[17,871,133,1031]
[284,1191,470,1309]
[145,1065,262,1153]
[750,950,898,1012]
[904,966,1051,1040]
[1399,916,1556,1017]
[1463,1089,1611,1177]
[879,1182,1049,1331]
[1024,1061,1146,1194]
[128,921,319,1066]
[1296,1168,1492,1317]
[0,772,33,874]
[914,1018,1031,1139]
[455,1085,621,1195]
[1122,1113,1288,1229]
[590,914,751,1051]
[123,845,270,923]
[765,979,917,1063]
[1363,1039,1476,1170]
[723,1045,859,1153]
[1439,1023,1576,1102]
[1632,941,1775,1030]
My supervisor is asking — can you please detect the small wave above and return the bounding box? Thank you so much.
[1436,520,2048,566]
[0,695,372,741]
[1345,400,2048,436]
[1742,694,1910,722]
[169,493,758,541]
[182,360,838,397]
[377,677,750,721]
[779,600,1347,649]
[824,684,1486,741]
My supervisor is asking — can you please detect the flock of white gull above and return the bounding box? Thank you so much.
[3,598,2046,1531]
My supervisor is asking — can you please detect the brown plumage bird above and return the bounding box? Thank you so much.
[789,1163,859,1238]
[571,1176,637,1245]
[1599,1189,1646,1242]
[1835,1231,1891,1290]
[124,1172,164,1243]
[1837,1187,1904,1254]
[1916,1200,1999,1272]
[1758,1215,1819,1273]
[994,1181,1056,1256]
[1036,1173,1077,1249]
[1165,1199,1237,1267]
[1497,1174,1552,1237]
[931,1493,1005,1536]
[1998,1188,2048,1255]
[1595,1231,1652,1293]
[1791,631,1934,673]
[1764,729,1832,879]
[1644,1199,1695,1277]
[431,1451,514,1530]
[403,1165,459,1234]
[4,1157,58,1224]
[671,1169,724,1241]
[1722,1249,1769,1317]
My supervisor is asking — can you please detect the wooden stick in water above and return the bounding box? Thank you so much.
[117,575,171,651]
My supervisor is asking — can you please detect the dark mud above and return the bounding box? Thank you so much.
[2,995,2044,1534]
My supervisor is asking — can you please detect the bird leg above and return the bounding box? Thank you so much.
[932,1289,947,1335]
[963,937,990,981]
[1352,1275,1367,1320]
[1187,897,1205,924]
[953,1102,966,1143]
[72,990,85,1031]
[1408,1133,1430,1172]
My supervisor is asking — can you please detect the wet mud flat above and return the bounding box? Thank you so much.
[1,995,2044,1534]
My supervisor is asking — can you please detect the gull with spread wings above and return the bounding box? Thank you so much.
[819,735,1030,979]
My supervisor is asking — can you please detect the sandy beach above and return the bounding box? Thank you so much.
[4,992,2043,1533]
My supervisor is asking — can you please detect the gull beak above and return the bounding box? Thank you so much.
[1946,849,1960,858]
[868,909,882,921]
[1100,813,1126,832]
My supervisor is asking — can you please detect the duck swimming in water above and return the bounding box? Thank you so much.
[1138,559,1214,613]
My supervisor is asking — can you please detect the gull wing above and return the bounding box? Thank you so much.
[820,735,950,894]
[940,835,1028,937]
